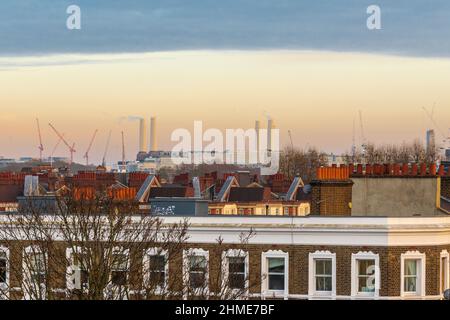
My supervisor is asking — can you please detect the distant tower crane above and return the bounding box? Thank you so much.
[83,129,98,166]
[102,130,112,167]
[48,123,76,164]
[36,118,44,162]
[288,130,294,150]
[50,134,64,168]
[422,105,450,152]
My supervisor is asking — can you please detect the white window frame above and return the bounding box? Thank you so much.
[308,250,336,299]
[66,246,90,294]
[440,250,449,295]
[400,251,426,298]
[22,245,47,300]
[143,247,169,295]
[222,249,249,295]
[183,248,209,297]
[0,246,9,300]
[351,251,380,298]
[261,250,289,298]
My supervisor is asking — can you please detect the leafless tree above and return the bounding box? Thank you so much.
[342,139,438,165]
[0,191,258,300]
[279,146,328,182]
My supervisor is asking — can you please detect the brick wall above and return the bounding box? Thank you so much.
[310,180,353,216]
[3,241,449,299]
[178,243,449,298]
[442,177,450,199]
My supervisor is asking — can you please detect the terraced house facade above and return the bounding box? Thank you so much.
[0,215,449,300]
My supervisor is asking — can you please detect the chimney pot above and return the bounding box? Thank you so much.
[411,163,418,175]
[349,164,354,175]
[402,163,409,176]
[438,164,445,176]
[429,163,437,175]
[420,163,427,176]
[357,164,363,175]
[393,164,400,176]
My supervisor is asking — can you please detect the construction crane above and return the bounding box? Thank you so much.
[422,105,450,153]
[287,130,294,150]
[101,130,112,167]
[50,134,64,168]
[351,117,357,162]
[358,110,367,157]
[36,118,44,162]
[48,123,76,164]
[83,129,98,166]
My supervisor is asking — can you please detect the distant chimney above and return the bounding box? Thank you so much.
[267,118,273,152]
[255,120,260,161]
[150,117,157,152]
[139,118,148,153]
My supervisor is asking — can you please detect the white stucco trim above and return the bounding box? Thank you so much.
[350,251,380,299]
[261,250,289,299]
[308,250,336,299]
[0,246,9,300]
[400,251,426,298]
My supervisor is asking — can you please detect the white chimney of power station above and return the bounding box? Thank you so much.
[255,120,260,161]
[267,118,273,152]
[150,116,157,152]
[139,118,148,152]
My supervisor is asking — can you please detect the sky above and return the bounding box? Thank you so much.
[0,1,449,164]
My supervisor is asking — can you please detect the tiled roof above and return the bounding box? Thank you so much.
[149,186,194,198]
[0,185,22,202]
[228,187,271,202]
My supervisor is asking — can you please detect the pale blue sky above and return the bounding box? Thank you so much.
[0,0,449,57]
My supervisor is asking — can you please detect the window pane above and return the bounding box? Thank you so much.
[358,276,375,292]
[315,259,331,275]
[189,256,207,271]
[268,258,285,273]
[229,273,245,289]
[189,272,205,289]
[404,276,417,292]
[112,255,127,271]
[149,255,165,272]
[316,276,332,291]
[0,257,6,283]
[149,271,165,287]
[268,274,284,290]
[229,257,245,274]
[404,260,417,276]
[111,271,127,286]
[358,260,375,276]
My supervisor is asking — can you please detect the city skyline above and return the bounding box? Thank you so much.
[1,50,450,164]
